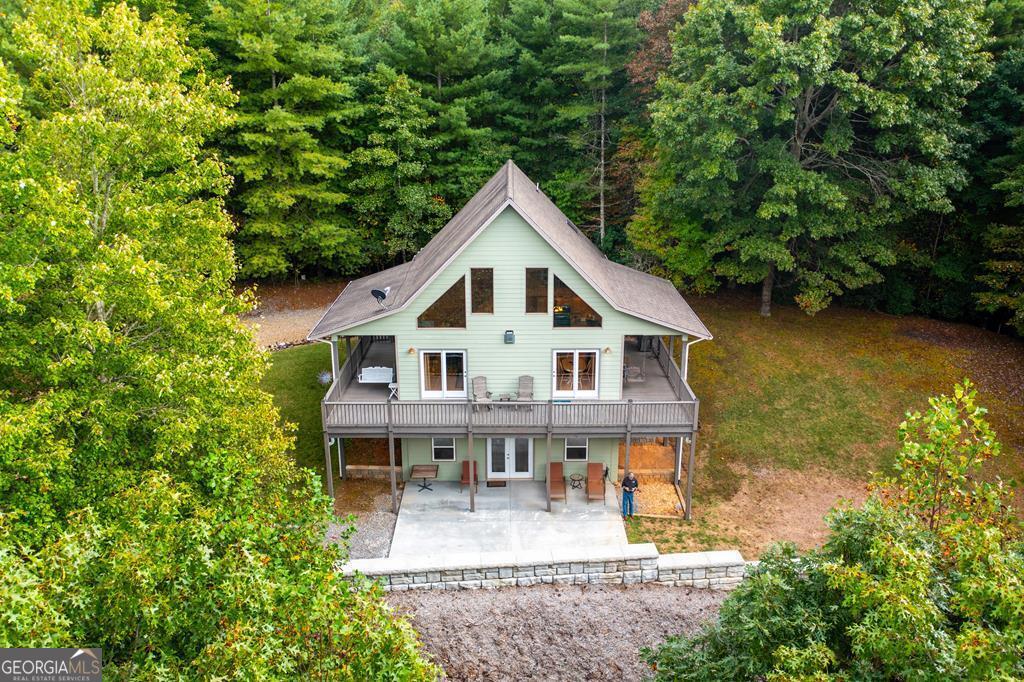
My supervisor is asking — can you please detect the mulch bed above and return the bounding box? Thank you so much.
[388,584,725,681]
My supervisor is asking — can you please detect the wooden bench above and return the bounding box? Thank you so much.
[410,464,439,492]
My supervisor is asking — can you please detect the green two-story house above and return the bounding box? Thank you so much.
[308,161,711,516]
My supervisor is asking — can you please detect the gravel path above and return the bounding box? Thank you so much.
[388,584,724,681]
[327,488,399,559]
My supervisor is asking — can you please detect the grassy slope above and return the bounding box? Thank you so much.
[260,342,333,472]
[687,293,1023,498]
[626,293,1024,552]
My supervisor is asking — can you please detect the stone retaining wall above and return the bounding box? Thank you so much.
[339,544,747,592]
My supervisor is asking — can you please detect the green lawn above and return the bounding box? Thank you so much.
[260,342,333,472]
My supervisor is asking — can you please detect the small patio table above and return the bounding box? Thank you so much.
[410,464,439,492]
[569,473,584,490]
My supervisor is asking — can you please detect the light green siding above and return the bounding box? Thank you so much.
[345,206,679,400]
[401,436,619,482]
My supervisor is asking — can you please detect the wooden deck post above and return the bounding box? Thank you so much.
[623,399,634,476]
[685,400,700,521]
[386,399,398,514]
[467,399,475,512]
[337,437,346,481]
[546,400,553,512]
[323,431,334,501]
[674,435,683,484]
[321,402,335,501]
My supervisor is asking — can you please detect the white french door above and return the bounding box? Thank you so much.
[487,437,533,479]
[420,350,467,399]
[552,350,599,399]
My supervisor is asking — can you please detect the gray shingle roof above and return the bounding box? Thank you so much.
[307,160,711,340]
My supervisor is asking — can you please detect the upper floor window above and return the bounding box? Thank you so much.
[525,268,547,313]
[417,277,466,328]
[553,275,602,327]
[471,268,493,314]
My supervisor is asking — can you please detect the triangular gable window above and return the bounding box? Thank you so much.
[417,277,466,328]
[553,275,602,328]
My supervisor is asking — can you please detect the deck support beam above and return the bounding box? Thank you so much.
[685,400,700,521]
[546,402,553,512]
[622,399,634,476]
[674,435,683,485]
[337,437,346,480]
[386,399,398,514]
[323,431,334,501]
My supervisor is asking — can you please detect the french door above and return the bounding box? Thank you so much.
[420,350,467,399]
[552,350,599,399]
[487,437,533,479]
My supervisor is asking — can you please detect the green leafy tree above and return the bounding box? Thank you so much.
[204,0,366,278]
[348,65,451,261]
[0,2,436,676]
[631,0,991,316]
[644,381,1023,680]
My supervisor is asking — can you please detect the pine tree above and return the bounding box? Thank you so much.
[376,0,511,206]
[549,0,641,245]
[348,65,451,262]
[205,0,365,278]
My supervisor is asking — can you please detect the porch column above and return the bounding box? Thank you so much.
[467,398,475,512]
[685,399,700,521]
[330,336,340,382]
[386,399,398,514]
[674,435,683,484]
[323,431,335,501]
[545,431,553,512]
[337,437,346,481]
[622,399,634,476]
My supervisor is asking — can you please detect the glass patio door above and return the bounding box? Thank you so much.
[420,350,466,398]
[552,350,599,399]
[487,438,533,479]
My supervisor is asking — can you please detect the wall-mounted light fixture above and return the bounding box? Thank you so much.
[602,346,612,354]
[407,347,416,355]
[504,330,515,344]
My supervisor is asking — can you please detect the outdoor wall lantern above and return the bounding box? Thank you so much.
[407,347,416,355]
[603,346,612,354]
[504,330,515,344]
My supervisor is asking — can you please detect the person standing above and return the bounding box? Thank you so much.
[621,471,639,518]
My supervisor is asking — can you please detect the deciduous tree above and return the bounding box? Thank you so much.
[632,0,991,316]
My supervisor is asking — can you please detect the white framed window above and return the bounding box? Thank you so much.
[565,437,588,461]
[431,437,456,461]
[552,349,599,399]
[420,350,467,399]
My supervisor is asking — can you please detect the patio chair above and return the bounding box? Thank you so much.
[460,460,478,493]
[515,375,534,401]
[586,462,605,503]
[472,376,492,411]
[547,461,566,505]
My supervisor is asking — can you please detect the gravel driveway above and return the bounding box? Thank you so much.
[388,583,724,681]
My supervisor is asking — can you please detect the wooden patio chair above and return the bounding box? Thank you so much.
[471,376,492,411]
[516,375,534,401]
[586,462,605,503]
[460,460,478,493]
[548,461,566,505]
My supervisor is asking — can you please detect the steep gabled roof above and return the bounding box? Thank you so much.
[307,160,712,340]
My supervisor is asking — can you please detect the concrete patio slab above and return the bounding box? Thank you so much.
[389,480,627,557]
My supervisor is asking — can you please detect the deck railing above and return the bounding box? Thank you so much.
[322,397,697,434]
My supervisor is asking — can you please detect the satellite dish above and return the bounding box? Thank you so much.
[371,286,391,308]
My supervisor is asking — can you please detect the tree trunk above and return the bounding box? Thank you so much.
[598,20,608,245]
[760,265,775,317]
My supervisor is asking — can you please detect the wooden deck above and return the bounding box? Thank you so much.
[323,337,698,438]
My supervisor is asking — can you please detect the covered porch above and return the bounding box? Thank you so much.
[388,480,626,557]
